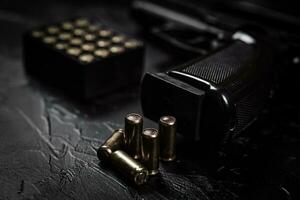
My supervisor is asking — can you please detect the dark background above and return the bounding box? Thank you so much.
[0,0,299,199]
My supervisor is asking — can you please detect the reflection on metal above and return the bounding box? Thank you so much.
[110,150,148,185]
[124,113,143,159]
[141,128,159,175]
[97,129,125,163]
[159,116,176,161]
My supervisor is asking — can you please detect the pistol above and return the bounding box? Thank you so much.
[141,28,276,143]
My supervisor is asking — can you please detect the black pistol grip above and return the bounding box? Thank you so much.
[169,37,274,140]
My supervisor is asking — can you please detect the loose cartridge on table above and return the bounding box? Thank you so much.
[159,116,176,161]
[97,129,125,163]
[141,128,159,175]
[124,113,143,159]
[110,150,148,185]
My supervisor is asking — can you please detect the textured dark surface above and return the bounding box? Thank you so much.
[182,41,253,84]
[0,1,299,200]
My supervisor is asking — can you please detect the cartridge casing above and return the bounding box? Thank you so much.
[97,129,125,163]
[124,113,143,159]
[159,116,176,161]
[141,128,159,175]
[110,150,148,185]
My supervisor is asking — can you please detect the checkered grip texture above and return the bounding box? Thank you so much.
[182,41,253,84]
[174,40,273,139]
[231,85,269,138]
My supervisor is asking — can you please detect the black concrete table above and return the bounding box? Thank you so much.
[0,1,299,199]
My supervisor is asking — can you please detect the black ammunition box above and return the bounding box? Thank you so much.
[23,18,145,99]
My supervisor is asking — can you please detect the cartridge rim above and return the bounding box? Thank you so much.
[55,43,68,50]
[43,36,56,44]
[110,46,125,54]
[134,169,148,185]
[97,146,112,162]
[61,22,74,30]
[97,40,111,48]
[73,28,85,36]
[84,33,96,41]
[47,26,60,35]
[124,39,140,49]
[66,47,82,56]
[98,29,113,37]
[160,116,176,126]
[79,54,94,63]
[31,30,44,38]
[70,37,83,46]
[88,25,100,32]
[125,113,143,124]
[112,35,126,43]
[143,128,159,139]
[59,32,72,40]
[81,43,96,52]
[74,18,89,27]
[94,49,110,58]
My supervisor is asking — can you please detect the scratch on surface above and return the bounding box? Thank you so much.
[71,146,127,190]
[48,155,55,173]
[30,182,41,195]
[50,104,78,121]
[17,180,24,194]
[164,173,210,200]
[103,122,115,132]
[89,162,127,190]
[80,135,103,143]
[43,114,52,142]
[75,124,83,137]
[52,135,76,148]
[16,108,59,158]
[14,107,128,195]
[50,113,81,137]
[59,144,69,159]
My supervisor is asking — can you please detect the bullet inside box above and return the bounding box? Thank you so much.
[23,18,145,99]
